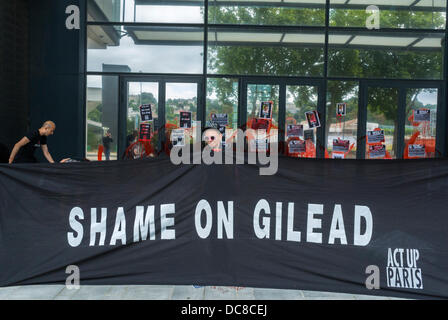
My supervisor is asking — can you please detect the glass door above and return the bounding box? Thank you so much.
[243,79,324,157]
[359,81,442,159]
[365,86,399,159]
[285,85,319,158]
[404,88,438,159]
[126,81,159,150]
[119,76,203,158]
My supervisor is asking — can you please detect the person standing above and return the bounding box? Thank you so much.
[8,121,56,164]
[102,130,113,161]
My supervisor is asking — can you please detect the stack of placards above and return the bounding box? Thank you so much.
[211,113,228,147]
[367,129,385,144]
[139,123,151,141]
[368,145,386,158]
[408,144,425,158]
[289,140,306,153]
[286,124,303,138]
[139,104,153,141]
[332,139,350,153]
[332,138,350,159]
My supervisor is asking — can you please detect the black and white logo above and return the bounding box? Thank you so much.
[387,248,423,290]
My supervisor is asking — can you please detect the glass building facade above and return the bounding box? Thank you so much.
[85,0,448,160]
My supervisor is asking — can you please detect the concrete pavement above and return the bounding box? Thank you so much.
[0,285,407,300]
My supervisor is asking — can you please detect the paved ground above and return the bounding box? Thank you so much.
[0,285,406,300]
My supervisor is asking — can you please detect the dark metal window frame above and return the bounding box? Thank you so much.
[118,75,204,157]
[84,0,448,159]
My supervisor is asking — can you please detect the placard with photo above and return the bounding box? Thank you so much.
[408,144,426,158]
[288,140,306,153]
[305,110,321,128]
[171,129,185,147]
[179,111,192,128]
[139,104,153,122]
[332,139,350,152]
[368,144,386,158]
[336,103,346,117]
[286,124,304,138]
[413,109,430,123]
[259,101,273,119]
[367,130,385,144]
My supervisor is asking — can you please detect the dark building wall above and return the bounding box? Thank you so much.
[0,0,29,153]
[28,0,86,161]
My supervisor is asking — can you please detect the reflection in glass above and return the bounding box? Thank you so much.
[87,25,204,74]
[208,44,324,76]
[126,0,204,23]
[366,87,398,159]
[209,2,324,26]
[326,81,358,159]
[88,0,122,22]
[329,0,446,29]
[286,85,318,158]
[404,88,438,158]
[88,0,204,23]
[86,75,119,161]
[328,32,444,79]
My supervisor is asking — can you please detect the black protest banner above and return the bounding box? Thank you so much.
[0,156,448,299]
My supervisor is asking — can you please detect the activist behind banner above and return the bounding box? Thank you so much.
[1,156,448,299]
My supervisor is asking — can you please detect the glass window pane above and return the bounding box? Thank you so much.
[87,25,204,74]
[88,0,123,22]
[286,85,318,158]
[366,87,398,159]
[126,81,159,148]
[206,78,238,128]
[208,29,324,76]
[247,84,279,146]
[209,1,325,26]
[404,88,438,158]
[328,31,444,79]
[206,78,239,145]
[330,0,446,29]
[326,81,358,159]
[88,0,204,23]
[166,82,198,124]
[86,75,119,161]
[166,82,199,144]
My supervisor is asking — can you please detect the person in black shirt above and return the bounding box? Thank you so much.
[9,121,56,164]
[102,130,113,161]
